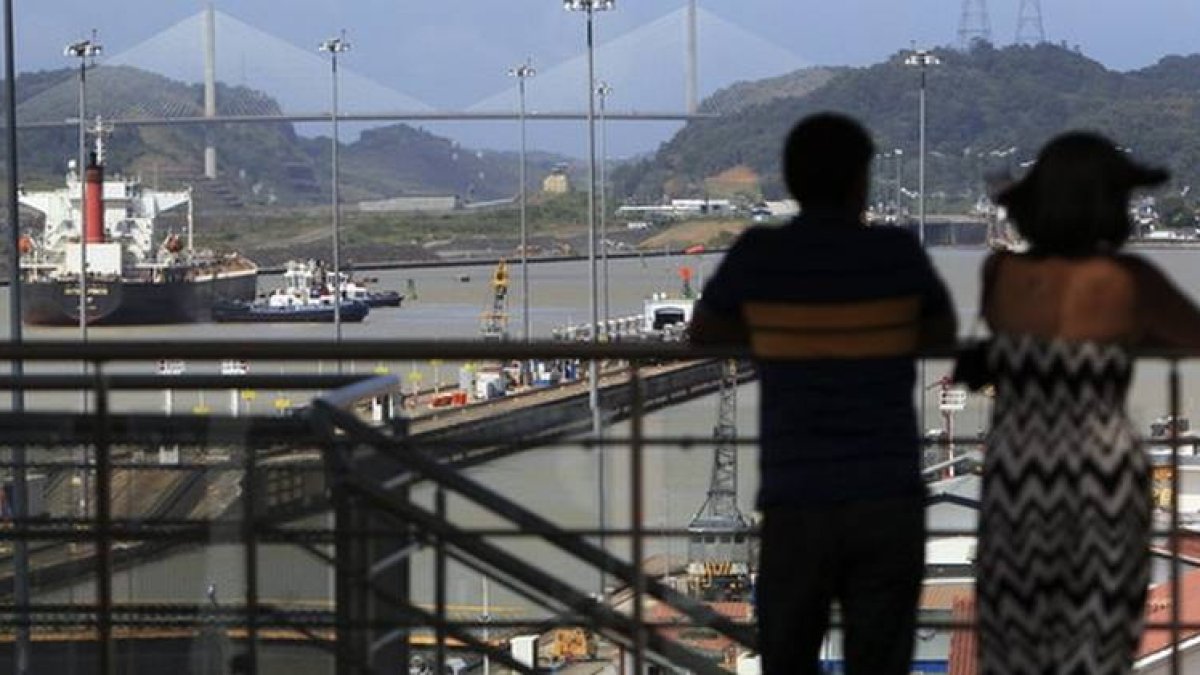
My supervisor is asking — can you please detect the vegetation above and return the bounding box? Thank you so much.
[196,192,599,265]
[614,43,1200,211]
[3,66,570,208]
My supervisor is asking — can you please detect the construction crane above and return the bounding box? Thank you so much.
[686,359,753,601]
[479,259,510,341]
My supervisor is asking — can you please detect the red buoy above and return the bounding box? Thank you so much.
[84,154,105,244]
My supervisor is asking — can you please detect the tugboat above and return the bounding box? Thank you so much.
[287,259,403,308]
[18,120,258,326]
[213,260,369,323]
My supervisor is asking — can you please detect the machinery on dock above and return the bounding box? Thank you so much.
[685,359,754,601]
[479,259,510,341]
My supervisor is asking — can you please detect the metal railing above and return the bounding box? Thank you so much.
[0,340,1195,675]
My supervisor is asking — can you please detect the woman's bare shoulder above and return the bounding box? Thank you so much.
[1112,252,1169,285]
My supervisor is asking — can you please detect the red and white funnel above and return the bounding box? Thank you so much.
[84,152,104,244]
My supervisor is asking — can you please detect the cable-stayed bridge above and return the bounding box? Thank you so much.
[11,6,804,156]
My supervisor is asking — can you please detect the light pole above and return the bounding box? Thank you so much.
[509,58,536,342]
[904,48,939,245]
[6,4,31,673]
[564,0,615,602]
[892,148,903,216]
[596,81,612,326]
[319,32,350,352]
[65,36,100,538]
[65,37,101,345]
[905,48,938,438]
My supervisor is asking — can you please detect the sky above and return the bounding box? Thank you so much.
[9,1,1200,156]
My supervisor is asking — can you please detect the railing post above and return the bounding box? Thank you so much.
[94,362,114,675]
[630,360,647,675]
[367,414,412,673]
[242,441,259,673]
[435,487,448,673]
[333,470,371,675]
[1169,360,1182,675]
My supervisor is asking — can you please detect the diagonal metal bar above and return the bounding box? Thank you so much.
[313,410,734,674]
[330,463,724,675]
[312,408,543,675]
[313,404,723,673]
[311,399,757,650]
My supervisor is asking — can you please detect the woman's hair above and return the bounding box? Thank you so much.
[996,131,1168,255]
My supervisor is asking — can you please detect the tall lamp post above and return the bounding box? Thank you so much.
[904,48,939,245]
[891,148,903,216]
[905,48,938,437]
[596,81,612,326]
[508,59,536,342]
[65,37,101,345]
[319,32,350,351]
[65,36,101,536]
[6,5,31,673]
[564,0,615,602]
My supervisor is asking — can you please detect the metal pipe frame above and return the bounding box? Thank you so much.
[0,342,1194,674]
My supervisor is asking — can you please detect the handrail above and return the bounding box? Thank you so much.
[315,374,402,411]
[0,338,1194,362]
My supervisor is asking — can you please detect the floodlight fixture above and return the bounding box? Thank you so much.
[563,0,615,11]
[508,61,536,80]
[904,49,940,68]
[319,32,351,54]
[64,39,101,59]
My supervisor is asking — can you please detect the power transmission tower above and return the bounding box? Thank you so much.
[1015,0,1046,45]
[957,0,992,50]
[686,360,753,601]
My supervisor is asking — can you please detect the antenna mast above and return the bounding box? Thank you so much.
[1015,0,1046,45]
[957,0,992,50]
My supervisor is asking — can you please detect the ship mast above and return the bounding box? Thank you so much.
[88,115,112,165]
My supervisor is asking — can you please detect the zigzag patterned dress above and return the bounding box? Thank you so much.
[978,334,1151,674]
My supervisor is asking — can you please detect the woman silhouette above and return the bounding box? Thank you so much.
[977,131,1200,673]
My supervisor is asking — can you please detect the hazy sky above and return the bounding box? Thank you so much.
[10,1,1200,157]
[14,1,1200,107]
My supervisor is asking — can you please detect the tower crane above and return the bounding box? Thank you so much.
[686,359,753,601]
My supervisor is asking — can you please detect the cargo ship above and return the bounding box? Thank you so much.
[18,125,257,326]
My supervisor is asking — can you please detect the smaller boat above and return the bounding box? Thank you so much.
[212,262,370,323]
[290,260,404,308]
[212,297,369,323]
[335,275,403,308]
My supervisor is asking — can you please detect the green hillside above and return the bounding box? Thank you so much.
[4,66,561,208]
[614,43,1200,207]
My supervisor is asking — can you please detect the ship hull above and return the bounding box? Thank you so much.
[21,272,257,326]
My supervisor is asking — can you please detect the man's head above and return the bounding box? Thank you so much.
[782,113,874,211]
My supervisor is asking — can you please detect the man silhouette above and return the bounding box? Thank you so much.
[690,113,956,675]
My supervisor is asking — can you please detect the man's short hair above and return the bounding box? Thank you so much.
[783,113,874,205]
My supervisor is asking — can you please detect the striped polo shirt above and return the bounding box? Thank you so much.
[699,212,953,507]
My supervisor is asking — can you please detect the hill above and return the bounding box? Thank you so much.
[6,66,566,208]
[613,43,1200,206]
